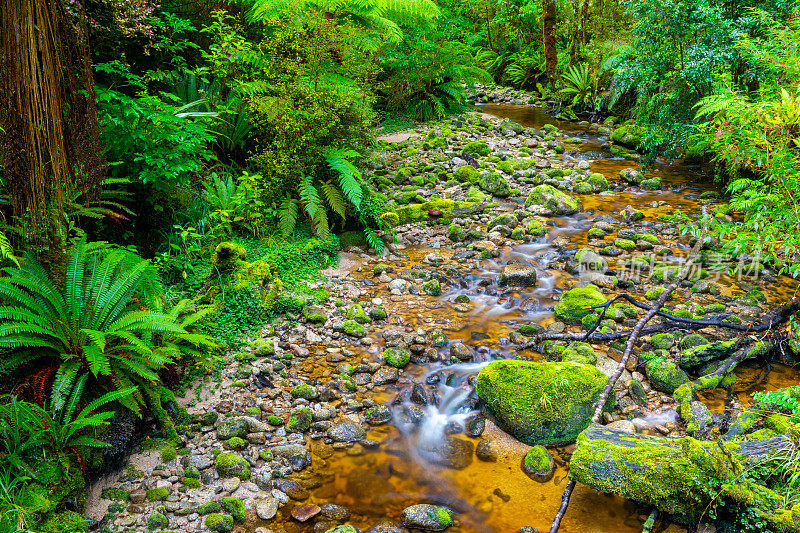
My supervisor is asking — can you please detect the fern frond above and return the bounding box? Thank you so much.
[279,196,299,237]
[321,181,348,221]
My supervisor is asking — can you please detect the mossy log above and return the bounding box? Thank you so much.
[569,425,797,529]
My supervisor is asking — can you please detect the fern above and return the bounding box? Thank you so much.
[279,196,299,237]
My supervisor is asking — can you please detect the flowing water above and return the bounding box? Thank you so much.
[242,104,800,533]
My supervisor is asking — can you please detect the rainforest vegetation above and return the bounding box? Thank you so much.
[2,0,800,532]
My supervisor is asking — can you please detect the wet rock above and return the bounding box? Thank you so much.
[365,404,392,425]
[605,420,636,434]
[410,384,429,405]
[365,520,410,533]
[292,503,321,522]
[256,497,279,520]
[327,420,367,442]
[476,360,613,445]
[382,348,411,369]
[401,504,454,531]
[643,353,691,393]
[449,342,474,361]
[320,503,351,521]
[499,263,537,287]
[373,367,399,385]
[216,418,250,440]
[465,415,485,437]
[418,437,474,469]
[521,445,555,482]
[275,479,309,501]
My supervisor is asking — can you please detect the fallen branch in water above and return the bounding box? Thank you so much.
[548,207,710,533]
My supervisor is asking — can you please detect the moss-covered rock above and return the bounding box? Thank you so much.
[215,453,250,480]
[561,342,598,365]
[370,306,388,320]
[651,333,676,351]
[678,340,737,371]
[303,305,327,324]
[212,242,247,273]
[224,437,247,450]
[401,504,454,531]
[146,487,169,501]
[454,165,479,183]
[216,418,249,440]
[382,347,410,368]
[249,338,275,357]
[205,513,234,532]
[197,501,222,515]
[464,141,491,156]
[290,384,319,400]
[341,320,366,338]
[488,213,518,231]
[525,184,579,215]
[521,445,555,482]
[423,279,442,296]
[554,284,607,323]
[147,512,169,530]
[286,408,313,433]
[395,199,482,225]
[611,124,644,148]
[346,304,371,324]
[478,172,512,197]
[643,353,690,393]
[221,497,246,522]
[476,360,614,446]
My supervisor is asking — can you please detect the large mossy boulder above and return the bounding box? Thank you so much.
[611,124,644,148]
[525,184,579,215]
[553,284,607,322]
[212,242,247,273]
[643,353,690,393]
[395,199,483,225]
[478,172,512,197]
[476,360,613,446]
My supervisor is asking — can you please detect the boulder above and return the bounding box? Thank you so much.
[499,263,537,287]
[553,284,607,323]
[525,184,579,215]
[521,445,555,482]
[476,360,613,445]
[401,504,454,531]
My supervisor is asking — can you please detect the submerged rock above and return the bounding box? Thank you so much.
[401,504,454,531]
[476,360,613,445]
[499,263,537,287]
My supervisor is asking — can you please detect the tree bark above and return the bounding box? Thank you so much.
[542,0,558,83]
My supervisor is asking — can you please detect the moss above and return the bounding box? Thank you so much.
[487,213,518,231]
[225,437,247,450]
[221,497,246,522]
[369,306,388,320]
[147,512,169,530]
[290,384,319,400]
[464,141,491,156]
[259,448,273,461]
[641,178,662,190]
[215,453,250,480]
[436,507,454,528]
[285,408,313,433]
[614,238,635,251]
[644,354,690,393]
[478,172,512,197]
[525,184,580,215]
[395,198,482,225]
[476,360,614,445]
[249,338,275,357]
[455,165,479,183]
[645,287,665,300]
[101,487,129,502]
[562,342,598,365]
[447,223,465,242]
[341,319,365,337]
[197,501,222,515]
[651,333,675,351]
[146,488,169,501]
[183,477,201,489]
[554,284,607,323]
[205,513,234,532]
[423,279,441,296]
[611,123,644,148]
[587,227,606,240]
[526,220,547,236]
[160,445,177,463]
[678,339,737,370]
[466,185,488,202]
[212,242,247,273]
[383,347,411,368]
[325,526,360,533]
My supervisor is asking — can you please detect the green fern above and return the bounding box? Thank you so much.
[0,239,187,416]
[279,196,299,237]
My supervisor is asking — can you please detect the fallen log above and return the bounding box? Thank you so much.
[569,425,797,529]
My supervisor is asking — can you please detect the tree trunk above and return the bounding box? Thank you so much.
[570,425,795,528]
[542,0,557,83]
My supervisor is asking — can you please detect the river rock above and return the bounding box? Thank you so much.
[476,360,614,445]
[524,184,579,215]
[401,504,454,531]
[553,284,607,322]
[365,520,409,533]
[449,342,474,361]
[499,263,537,286]
[327,420,367,442]
[256,497,279,520]
[521,445,555,482]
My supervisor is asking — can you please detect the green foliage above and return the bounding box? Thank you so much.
[0,240,190,416]
[560,63,593,109]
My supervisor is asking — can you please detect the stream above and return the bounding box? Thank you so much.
[231,104,800,533]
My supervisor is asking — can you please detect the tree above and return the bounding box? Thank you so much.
[542,0,558,82]
[0,0,105,252]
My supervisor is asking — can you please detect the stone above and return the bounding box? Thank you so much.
[382,348,410,368]
[525,184,579,215]
[475,439,498,462]
[256,497,279,520]
[476,360,614,445]
[521,445,555,482]
[320,503,351,521]
[553,284,607,323]
[292,503,321,522]
[275,479,309,501]
[643,353,691,393]
[327,420,367,442]
[216,418,250,440]
[215,453,250,480]
[401,504,454,531]
[205,513,234,532]
[499,263,537,287]
[449,343,474,361]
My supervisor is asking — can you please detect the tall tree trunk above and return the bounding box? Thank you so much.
[542,0,558,83]
[0,0,104,251]
[580,0,590,44]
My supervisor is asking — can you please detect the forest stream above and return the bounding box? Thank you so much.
[88,102,800,533]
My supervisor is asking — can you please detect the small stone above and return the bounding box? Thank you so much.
[291,503,321,522]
